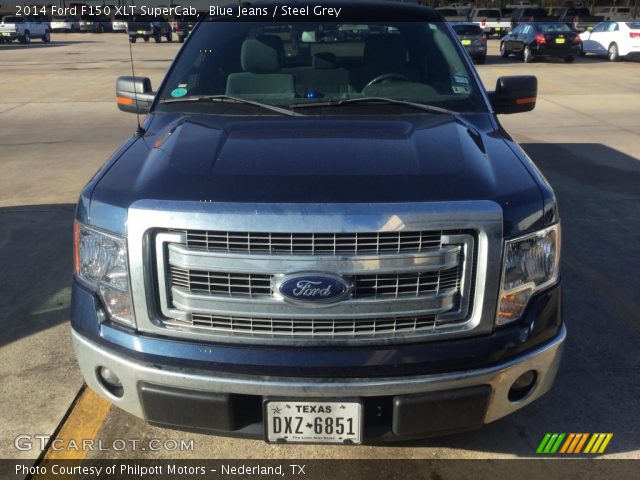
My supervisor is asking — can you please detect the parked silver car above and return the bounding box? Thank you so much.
[452,23,488,63]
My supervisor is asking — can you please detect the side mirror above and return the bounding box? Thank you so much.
[489,75,537,114]
[116,76,154,114]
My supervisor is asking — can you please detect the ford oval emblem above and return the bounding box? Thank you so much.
[276,273,351,305]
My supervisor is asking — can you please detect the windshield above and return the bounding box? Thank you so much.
[156,20,486,116]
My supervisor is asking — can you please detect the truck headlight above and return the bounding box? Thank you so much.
[496,224,560,325]
[73,222,135,327]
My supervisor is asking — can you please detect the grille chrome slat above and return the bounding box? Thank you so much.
[181,230,443,255]
[167,243,462,275]
[167,313,438,338]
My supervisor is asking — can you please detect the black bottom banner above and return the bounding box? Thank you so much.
[1,459,638,480]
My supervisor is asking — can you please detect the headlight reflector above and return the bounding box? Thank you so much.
[74,222,135,327]
[497,224,560,325]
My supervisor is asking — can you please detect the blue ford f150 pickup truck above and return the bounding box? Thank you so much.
[71,1,564,443]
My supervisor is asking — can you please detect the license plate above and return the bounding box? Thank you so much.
[555,38,566,44]
[1,32,9,36]
[137,30,143,34]
[461,39,471,45]
[495,27,501,31]
[265,401,362,444]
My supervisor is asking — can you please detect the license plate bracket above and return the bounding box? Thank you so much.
[264,399,363,444]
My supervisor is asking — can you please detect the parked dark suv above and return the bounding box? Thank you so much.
[72,2,564,444]
[127,14,171,43]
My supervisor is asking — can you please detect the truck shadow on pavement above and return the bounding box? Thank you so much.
[0,203,75,348]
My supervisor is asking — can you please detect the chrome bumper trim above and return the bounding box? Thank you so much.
[72,325,565,425]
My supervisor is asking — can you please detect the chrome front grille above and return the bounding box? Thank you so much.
[182,230,443,255]
[129,201,502,347]
[169,265,462,300]
[166,313,438,338]
[156,227,477,345]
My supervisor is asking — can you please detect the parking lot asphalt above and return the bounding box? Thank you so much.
[1,33,639,462]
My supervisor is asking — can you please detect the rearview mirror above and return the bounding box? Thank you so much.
[489,75,537,114]
[116,76,154,114]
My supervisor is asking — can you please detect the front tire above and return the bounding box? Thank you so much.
[500,42,509,57]
[42,30,51,43]
[166,31,172,42]
[154,32,161,43]
[19,31,30,44]
[523,45,534,63]
[178,34,185,43]
[608,43,620,62]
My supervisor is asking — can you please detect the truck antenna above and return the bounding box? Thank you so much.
[128,39,146,137]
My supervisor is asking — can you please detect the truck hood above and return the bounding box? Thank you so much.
[88,114,546,237]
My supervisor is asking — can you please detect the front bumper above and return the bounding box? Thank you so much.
[0,31,19,39]
[533,44,581,57]
[72,324,565,441]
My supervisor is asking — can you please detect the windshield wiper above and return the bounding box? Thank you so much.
[160,95,302,117]
[289,97,461,116]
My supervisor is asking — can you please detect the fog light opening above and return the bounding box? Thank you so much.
[97,366,124,398]
[508,370,537,402]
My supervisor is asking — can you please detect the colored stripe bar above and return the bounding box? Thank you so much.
[584,434,599,454]
[537,433,553,454]
[574,433,589,454]
[568,433,584,454]
[543,434,560,453]
[598,434,613,454]
[537,433,613,455]
[550,433,566,453]
[559,434,575,454]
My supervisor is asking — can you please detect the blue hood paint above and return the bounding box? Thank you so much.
[85,112,547,237]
